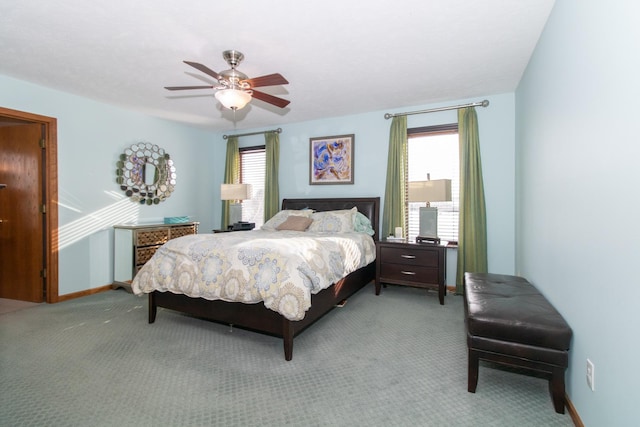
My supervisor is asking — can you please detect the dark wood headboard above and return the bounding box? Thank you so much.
[281,197,380,241]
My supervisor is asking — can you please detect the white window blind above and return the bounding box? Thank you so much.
[240,147,266,228]
[407,126,459,243]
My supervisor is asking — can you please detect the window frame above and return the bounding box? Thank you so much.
[239,145,266,227]
[407,123,459,244]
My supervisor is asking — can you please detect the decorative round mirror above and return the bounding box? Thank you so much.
[116,142,176,204]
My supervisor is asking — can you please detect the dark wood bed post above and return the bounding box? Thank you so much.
[148,292,157,323]
[282,320,294,361]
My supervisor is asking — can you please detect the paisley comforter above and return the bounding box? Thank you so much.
[131,230,376,321]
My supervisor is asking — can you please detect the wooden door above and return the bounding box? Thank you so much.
[0,122,45,302]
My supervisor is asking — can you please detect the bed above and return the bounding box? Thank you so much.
[132,197,379,360]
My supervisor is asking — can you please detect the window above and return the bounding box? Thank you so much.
[407,124,459,243]
[239,146,265,228]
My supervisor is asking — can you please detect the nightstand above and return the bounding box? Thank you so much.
[375,240,446,304]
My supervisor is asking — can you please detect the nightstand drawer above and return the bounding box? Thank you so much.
[380,263,440,285]
[379,246,440,267]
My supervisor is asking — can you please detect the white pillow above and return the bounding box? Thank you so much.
[261,209,314,231]
[307,207,357,233]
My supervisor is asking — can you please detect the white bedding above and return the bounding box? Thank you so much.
[131,230,376,321]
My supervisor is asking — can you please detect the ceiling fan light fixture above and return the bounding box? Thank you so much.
[168,51,289,110]
[215,88,252,110]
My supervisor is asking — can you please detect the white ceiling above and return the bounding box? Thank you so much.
[0,0,555,132]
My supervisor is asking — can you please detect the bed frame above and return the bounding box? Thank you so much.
[148,197,380,360]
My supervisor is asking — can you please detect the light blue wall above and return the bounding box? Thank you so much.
[6,3,635,421]
[516,1,640,425]
[0,77,517,304]
[0,75,216,296]
[221,93,517,285]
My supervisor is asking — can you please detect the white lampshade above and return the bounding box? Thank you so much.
[220,183,252,201]
[221,183,251,226]
[408,179,452,203]
[215,89,252,110]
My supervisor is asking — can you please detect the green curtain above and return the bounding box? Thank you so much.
[382,116,408,239]
[264,132,280,221]
[221,136,239,229]
[456,107,488,293]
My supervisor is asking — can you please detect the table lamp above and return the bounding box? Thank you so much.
[221,183,252,226]
[408,179,452,243]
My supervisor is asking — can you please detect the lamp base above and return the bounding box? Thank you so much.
[419,206,438,237]
[229,203,243,226]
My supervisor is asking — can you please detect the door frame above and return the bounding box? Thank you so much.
[0,106,58,303]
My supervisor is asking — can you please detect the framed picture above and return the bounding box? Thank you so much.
[309,134,354,185]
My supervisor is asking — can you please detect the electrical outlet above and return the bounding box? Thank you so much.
[586,359,595,391]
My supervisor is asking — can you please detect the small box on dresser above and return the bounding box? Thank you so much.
[375,240,446,304]
[113,222,199,291]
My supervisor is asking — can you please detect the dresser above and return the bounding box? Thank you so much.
[112,222,199,291]
[375,240,446,304]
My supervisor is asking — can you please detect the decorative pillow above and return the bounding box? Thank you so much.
[307,207,357,233]
[261,209,314,231]
[353,211,375,236]
[276,215,313,231]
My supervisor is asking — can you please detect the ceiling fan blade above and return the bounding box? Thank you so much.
[183,61,220,80]
[251,89,290,108]
[243,73,289,88]
[164,85,215,91]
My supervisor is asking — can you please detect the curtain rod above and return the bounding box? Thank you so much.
[223,127,282,140]
[384,100,490,120]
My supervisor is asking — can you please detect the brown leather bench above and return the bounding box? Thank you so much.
[464,272,572,414]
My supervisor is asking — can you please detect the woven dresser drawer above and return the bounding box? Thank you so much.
[170,225,197,239]
[136,228,169,246]
[136,244,162,265]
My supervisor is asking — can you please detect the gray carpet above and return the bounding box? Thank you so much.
[0,298,41,315]
[0,285,574,426]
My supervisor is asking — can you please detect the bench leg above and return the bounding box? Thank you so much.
[468,348,479,393]
[549,368,566,414]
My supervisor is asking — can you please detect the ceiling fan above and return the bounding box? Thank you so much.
[165,50,290,110]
